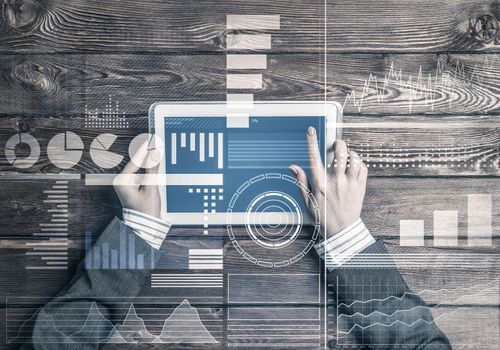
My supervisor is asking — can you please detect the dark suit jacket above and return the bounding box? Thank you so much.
[20,220,451,349]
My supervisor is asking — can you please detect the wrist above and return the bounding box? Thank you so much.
[326,218,361,239]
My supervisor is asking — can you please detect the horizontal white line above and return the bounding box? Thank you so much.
[189,249,223,255]
[85,174,223,186]
[329,122,500,129]
[189,264,223,269]
[227,74,262,89]
[0,173,80,180]
[226,15,280,30]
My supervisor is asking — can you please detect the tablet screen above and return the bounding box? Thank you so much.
[163,116,325,217]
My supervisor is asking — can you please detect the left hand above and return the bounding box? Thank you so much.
[113,141,162,218]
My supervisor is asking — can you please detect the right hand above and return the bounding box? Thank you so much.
[289,127,368,239]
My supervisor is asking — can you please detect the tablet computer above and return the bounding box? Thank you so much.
[150,101,342,225]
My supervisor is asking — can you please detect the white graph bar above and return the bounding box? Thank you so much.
[226,94,254,109]
[226,15,280,30]
[217,133,224,169]
[227,54,267,69]
[180,133,186,147]
[227,113,250,128]
[171,133,177,165]
[199,133,205,162]
[227,34,271,50]
[433,210,458,247]
[227,74,262,89]
[189,133,196,151]
[85,174,223,186]
[208,133,215,158]
[400,220,425,246]
[189,249,223,255]
[467,194,492,246]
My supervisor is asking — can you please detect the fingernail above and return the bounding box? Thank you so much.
[289,166,298,175]
[307,126,315,136]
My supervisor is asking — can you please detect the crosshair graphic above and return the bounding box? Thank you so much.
[227,173,321,267]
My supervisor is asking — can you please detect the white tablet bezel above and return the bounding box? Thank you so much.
[150,101,342,225]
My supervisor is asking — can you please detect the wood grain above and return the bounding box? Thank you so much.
[0,178,498,239]
[0,0,499,53]
[1,54,500,116]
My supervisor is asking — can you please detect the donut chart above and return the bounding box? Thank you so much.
[4,133,41,169]
[90,133,124,169]
[47,132,84,169]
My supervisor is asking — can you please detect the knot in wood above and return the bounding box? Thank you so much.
[470,14,498,43]
[2,0,42,31]
[7,61,58,95]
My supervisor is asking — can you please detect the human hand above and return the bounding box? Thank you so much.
[113,140,162,218]
[289,127,367,239]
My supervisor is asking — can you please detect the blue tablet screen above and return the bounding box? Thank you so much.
[164,116,325,215]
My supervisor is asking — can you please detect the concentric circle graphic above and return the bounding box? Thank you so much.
[227,173,321,267]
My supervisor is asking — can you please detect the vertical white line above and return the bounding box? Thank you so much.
[180,133,186,147]
[324,1,328,347]
[209,133,215,157]
[190,133,196,151]
[217,133,223,169]
[171,133,177,165]
[199,133,205,162]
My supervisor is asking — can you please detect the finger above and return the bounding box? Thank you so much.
[346,150,362,179]
[289,165,311,210]
[332,140,348,172]
[357,160,368,184]
[306,127,325,186]
[143,149,162,190]
[122,139,150,174]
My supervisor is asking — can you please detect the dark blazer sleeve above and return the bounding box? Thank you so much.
[328,239,452,349]
[19,218,162,350]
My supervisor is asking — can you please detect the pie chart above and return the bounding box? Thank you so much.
[47,131,84,169]
[128,133,164,169]
[90,133,124,169]
[5,133,40,169]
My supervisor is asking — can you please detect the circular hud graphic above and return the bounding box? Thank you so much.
[227,173,320,267]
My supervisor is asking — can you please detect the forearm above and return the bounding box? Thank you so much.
[317,224,451,349]
[20,214,169,350]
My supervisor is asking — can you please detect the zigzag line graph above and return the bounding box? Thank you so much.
[335,279,499,345]
[343,55,500,113]
[337,280,498,308]
[338,308,466,334]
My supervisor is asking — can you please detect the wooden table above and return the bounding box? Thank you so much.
[0,1,498,349]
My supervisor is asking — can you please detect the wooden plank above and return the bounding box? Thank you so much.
[0,1,498,53]
[0,238,498,299]
[343,115,500,176]
[1,54,500,116]
[0,177,498,239]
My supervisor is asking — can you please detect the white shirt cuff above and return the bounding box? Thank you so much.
[122,208,171,250]
[314,218,375,269]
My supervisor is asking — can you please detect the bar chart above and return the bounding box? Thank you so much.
[399,193,493,247]
[25,180,70,270]
[225,15,280,128]
[85,224,155,270]
[169,132,223,170]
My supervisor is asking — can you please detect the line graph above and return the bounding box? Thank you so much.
[334,276,499,347]
[343,55,500,113]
